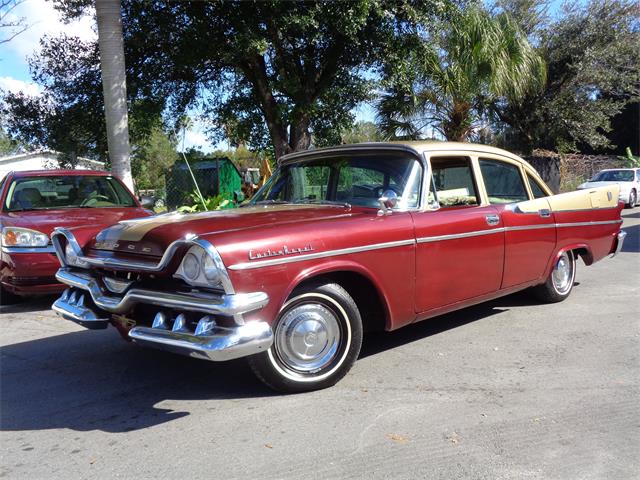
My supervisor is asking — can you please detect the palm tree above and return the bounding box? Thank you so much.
[95,0,133,190]
[378,7,546,142]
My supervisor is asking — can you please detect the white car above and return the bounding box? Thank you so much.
[577,168,640,208]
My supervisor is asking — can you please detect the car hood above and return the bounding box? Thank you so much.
[89,204,356,257]
[1,207,152,237]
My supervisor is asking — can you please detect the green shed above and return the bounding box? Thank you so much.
[166,157,243,210]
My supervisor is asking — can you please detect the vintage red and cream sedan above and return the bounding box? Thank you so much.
[50,142,626,392]
[0,170,152,303]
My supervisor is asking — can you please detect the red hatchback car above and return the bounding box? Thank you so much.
[0,170,153,303]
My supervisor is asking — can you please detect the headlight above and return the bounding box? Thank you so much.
[1,227,49,247]
[182,252,201,280]
[174,244,223,288]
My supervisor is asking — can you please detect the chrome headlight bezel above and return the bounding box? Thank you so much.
[1,227,50,248]
[64,241,89,268]
[174,244,224,289]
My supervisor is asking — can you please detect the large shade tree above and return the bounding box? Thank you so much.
[493,0,639,153]
[48,0,457,159]
[377,5,546,142]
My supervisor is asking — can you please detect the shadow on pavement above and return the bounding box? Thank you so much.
[1,328,275,434]
[360,290,535,359]
[0,295,58,314]
[620,223,639,253]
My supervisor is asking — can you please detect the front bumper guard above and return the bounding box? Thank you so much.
[129,321,273,361]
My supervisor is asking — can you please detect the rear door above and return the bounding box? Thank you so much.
[477,158,556,289]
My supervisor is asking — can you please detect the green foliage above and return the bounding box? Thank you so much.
[494,0,640,153]
[619,147,640,168]
[378,4,545,142]
[1,33,164,165]
[340,121,384,144]
[132,123,178,190]
[177,191,235,213]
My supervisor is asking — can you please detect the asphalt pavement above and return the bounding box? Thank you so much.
[1,209,639,479]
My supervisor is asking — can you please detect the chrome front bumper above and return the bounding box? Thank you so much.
[611,230,627,257]
[52,268,273,361]
[55,268,268,317]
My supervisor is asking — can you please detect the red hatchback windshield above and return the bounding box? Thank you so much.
[4,175,137,212]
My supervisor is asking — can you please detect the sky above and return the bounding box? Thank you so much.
[1,0,567,153]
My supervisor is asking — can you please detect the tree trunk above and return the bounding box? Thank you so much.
[96,0,133,191]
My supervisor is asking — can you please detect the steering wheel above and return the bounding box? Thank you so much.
[80,194,111,206]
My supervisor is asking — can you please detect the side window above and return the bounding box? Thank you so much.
[636,170,640,182]
[429,157,479,207]
[527,173,548,199]
[479,159,529,204]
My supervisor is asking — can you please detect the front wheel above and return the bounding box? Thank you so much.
[248,282,363,393]
[531,250,576,303]
[627,190,637,208]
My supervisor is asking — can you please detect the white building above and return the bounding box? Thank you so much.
[0,150,105,179]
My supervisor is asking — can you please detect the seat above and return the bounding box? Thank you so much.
[15,188,43,209]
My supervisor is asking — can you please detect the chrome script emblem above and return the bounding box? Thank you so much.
[103,276,134,294]
[249,244,313,261]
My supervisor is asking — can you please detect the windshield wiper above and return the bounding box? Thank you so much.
[293,198,351,208]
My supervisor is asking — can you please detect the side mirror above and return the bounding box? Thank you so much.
[377,190,398,216]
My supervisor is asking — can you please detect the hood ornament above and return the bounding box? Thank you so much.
[249,244,313,261]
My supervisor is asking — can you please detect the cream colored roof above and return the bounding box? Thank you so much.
[281,140,534,170]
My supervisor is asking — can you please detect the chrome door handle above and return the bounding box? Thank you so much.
[539,209,551,218]
[485,214,500,226]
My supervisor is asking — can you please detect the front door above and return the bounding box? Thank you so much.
[412,156,504,313]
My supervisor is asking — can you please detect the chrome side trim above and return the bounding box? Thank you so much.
[1,245,56,254]
[129,321,273,362]
[228,239,415,271]
[555,220,623,228]
[417,228,504,244]
[504,224,555,232]
[55,268,268,316]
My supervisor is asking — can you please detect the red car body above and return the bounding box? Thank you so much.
[0,169,152,298]
[49,143,627,392]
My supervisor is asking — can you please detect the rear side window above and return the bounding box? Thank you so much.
[429,157,479,207]
[479,159,529,204]
[527,173,548,199]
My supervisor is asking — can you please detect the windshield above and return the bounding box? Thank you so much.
[250,153,423,209]
[593,170,634,182]
[5,175,137,212]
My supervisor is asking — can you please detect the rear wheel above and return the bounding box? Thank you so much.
[248,282,363,393]
[531,251,576,303]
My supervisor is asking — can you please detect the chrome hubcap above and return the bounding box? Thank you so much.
[552,252,573,294]
[275,303,341,373]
